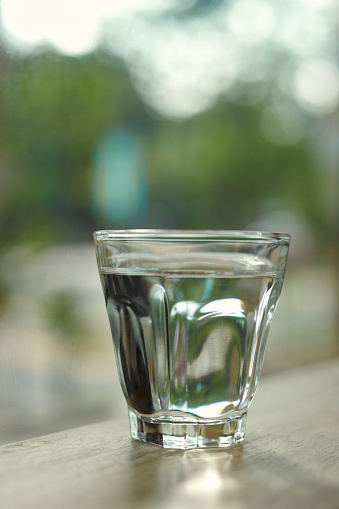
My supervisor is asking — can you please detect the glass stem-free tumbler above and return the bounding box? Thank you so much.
[94,230,290,449]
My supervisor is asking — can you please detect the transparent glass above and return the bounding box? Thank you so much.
[94,230,290,449]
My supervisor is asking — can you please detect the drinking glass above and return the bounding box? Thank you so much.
[94,230,290,449]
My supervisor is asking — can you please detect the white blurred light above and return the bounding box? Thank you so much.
[126,21,239,119]
[277,9,329,56]
[182,468,225,495]
[298,0,333,6]
[2,0,99,54]
[1,0,171,55]
[294,59,339,115]
[227,0,276,43]
[141,78,217,119]
[1,0,338,120]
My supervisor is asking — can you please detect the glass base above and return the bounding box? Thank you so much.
[128,408,247,450]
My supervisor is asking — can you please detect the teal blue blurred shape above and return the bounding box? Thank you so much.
[91,128,148,224]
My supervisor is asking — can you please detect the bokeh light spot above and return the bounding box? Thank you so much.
[294,59,339,115]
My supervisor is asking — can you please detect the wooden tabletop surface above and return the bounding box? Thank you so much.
[0,358,338,509]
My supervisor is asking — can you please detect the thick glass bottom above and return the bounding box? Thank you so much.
[128,408,247,449]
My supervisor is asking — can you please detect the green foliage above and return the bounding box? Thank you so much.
[0,46,331,252]
[43,291,86,344]
[147,103,320,230]
[0,50,142,246]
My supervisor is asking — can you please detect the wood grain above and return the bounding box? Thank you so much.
[0,359,338,509]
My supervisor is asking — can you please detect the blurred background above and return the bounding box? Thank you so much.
[0,0,338,444]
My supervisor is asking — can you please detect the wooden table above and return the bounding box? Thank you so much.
[1,359,338,509]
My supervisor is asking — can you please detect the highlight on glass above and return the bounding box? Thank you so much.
[94,230,290,449]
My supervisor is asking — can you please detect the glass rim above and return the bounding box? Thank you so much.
[93,229,290,244]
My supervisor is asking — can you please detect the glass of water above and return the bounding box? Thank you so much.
[94,230,290,449]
